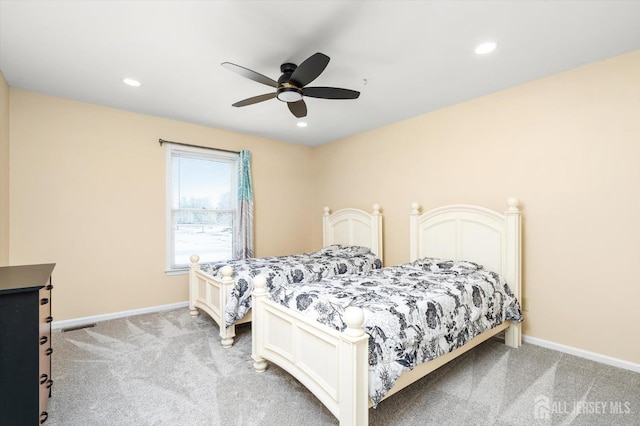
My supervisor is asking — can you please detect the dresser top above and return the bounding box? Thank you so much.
[0,263,56,293]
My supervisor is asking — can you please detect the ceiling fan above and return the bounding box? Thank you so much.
[222,52,360,118]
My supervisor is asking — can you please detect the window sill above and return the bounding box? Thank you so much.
[165,268,189,276]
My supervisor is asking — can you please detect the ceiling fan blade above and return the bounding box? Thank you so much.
[303,87,360,99]
[222,62,278,88]
[232,92,276,107]
[288,100,307,118]
[289,53,330,87]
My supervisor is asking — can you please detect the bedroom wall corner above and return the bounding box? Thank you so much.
[311,50,640,366]
[0,71,9,265]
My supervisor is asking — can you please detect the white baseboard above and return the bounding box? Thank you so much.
[523,335,640,374]
[52,301,189,331]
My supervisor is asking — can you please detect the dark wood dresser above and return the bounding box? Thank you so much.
[0,263,56,425]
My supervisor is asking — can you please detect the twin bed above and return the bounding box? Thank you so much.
[250,199,523,425]
[188,205,384,347]
[190,199,523,425]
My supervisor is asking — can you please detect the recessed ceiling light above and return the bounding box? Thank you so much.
[122,78,141,87]
[475,42,497,55]
[297,122,308,128]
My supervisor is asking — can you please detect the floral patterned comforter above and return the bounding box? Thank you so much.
[268,257,523,406]
[200,245,382,328]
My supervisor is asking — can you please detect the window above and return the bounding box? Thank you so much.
[166,144,238,271]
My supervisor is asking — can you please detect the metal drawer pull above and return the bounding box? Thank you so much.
[46,347,53,356]
[40,373,48,384]
[46,316,53,323]
[47,379,53,389]
[46,284,53,290]
[40,298,49,305]
[39,336,48,345]
[40,411,48,424]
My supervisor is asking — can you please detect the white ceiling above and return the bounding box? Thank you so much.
[1,1,639,147]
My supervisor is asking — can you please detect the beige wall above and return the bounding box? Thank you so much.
[0,72,9,264]
[312,50,640,365]
[4,50,639,367]
[8,90,314,320]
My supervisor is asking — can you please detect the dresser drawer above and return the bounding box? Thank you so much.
[39,281,53,422]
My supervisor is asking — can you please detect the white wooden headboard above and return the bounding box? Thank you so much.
[323,204,383,263]
[409,198,522,346]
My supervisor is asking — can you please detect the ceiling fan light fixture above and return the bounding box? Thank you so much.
[277,87,303,102]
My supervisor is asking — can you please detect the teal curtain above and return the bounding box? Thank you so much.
[235,150,254,259]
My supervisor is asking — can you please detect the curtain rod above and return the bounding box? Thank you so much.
[158,138,240,154]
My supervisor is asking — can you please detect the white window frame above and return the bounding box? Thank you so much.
[165,143,238,274]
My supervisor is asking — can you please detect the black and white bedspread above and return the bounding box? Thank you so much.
[268,257,523,407]
[200,245,382,328]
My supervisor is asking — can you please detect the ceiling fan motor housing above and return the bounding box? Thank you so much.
[278,63,297,82]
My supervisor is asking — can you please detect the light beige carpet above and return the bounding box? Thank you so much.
[47,308,639,425]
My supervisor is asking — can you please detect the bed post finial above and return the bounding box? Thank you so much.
[507,197,520,212]
[410,202,421,215]
[253,274,268,297]
[220,265,233,281]
[372,204,381,215]
[343,307,365,337]
[323,206,331,216]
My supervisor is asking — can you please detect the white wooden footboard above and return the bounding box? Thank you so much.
[188,255,250,347]
[251,275,515,426]
[251,276,370,425]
